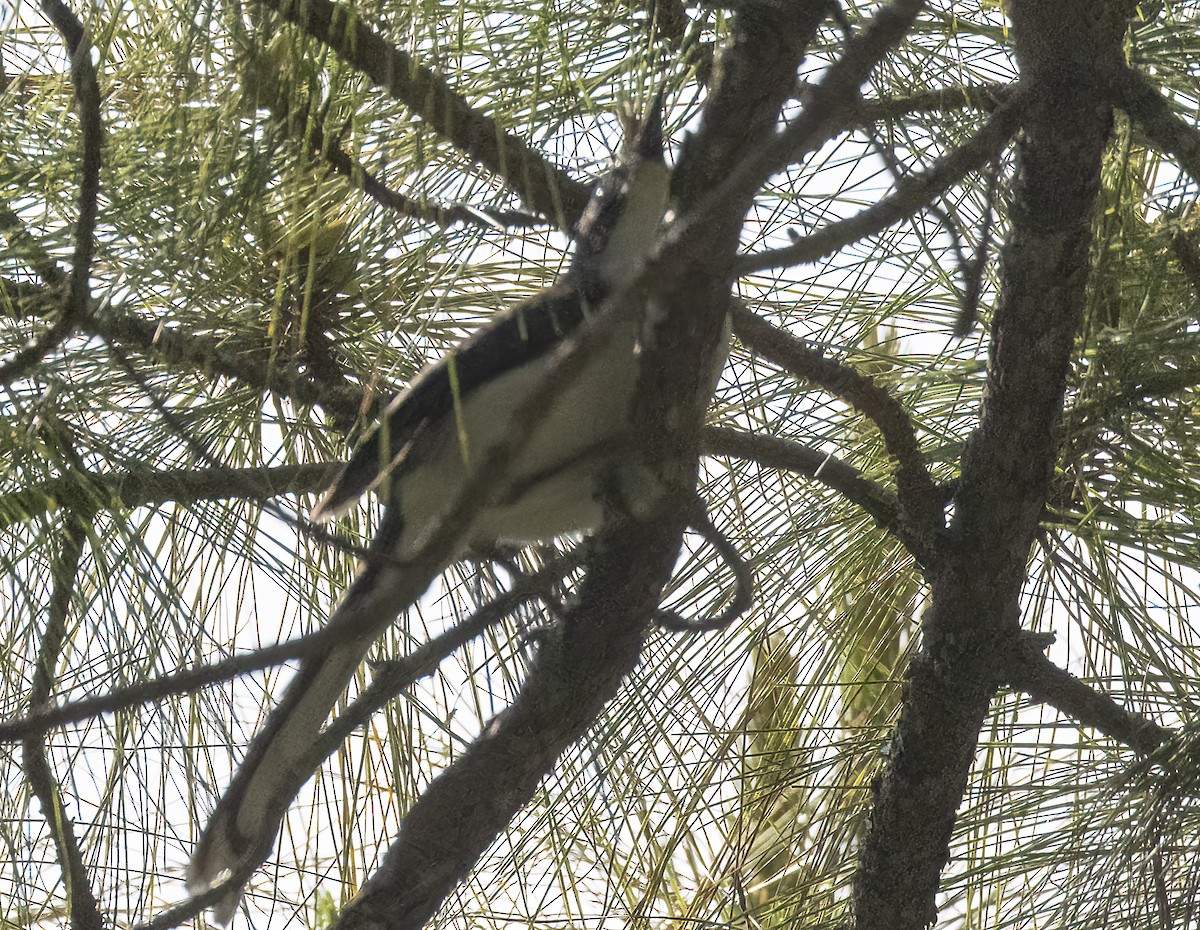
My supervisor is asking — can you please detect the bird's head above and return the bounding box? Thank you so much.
[569,91,670,293]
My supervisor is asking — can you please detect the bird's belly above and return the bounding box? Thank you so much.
[472,459,610,542]
[393,331,641,555]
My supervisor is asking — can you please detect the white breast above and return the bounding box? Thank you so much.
[391,318,645,557]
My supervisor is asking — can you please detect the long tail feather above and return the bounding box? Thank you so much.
[188,517,410,923]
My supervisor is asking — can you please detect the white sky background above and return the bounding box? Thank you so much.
[4,1,1200,928]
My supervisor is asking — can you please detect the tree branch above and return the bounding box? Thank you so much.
[0,0,102,385]
[701,425,915,552]
[95,302,374,428]
[1005,641,1172,758]
[738,93,1021,275]
[0,633,324,743]
[1115,66,1200,187]
[21,518,104,930]
[852,3,1132,926]
[268,89,545,230]
[333,515,676,930]
[0,460,332,529]
[853,81,1012,124]
[0,277,375,429]
[690,0,928,216]
[254,0,589,227]
[0,208,67,289]
[333,0,835,924]
[0,424,904,559]
[729,303,943,556]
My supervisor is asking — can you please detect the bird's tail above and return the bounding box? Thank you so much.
[188,526,408,923]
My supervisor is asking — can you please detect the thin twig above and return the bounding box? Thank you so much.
[2,425,913,553]
[21,518,104,930]
[299,550,581,775]
[691,0,928,219]
[254,0,589,227]
[700,425,924,556]
[94,300,374,427]
[0,633,326,742]
[655,497,754,632]
[853,81,1012,123]
[271,92,545,230]
[0,0,102,385]
[0,270,371,434]
[0,462,333,530]
[737,96,1021,275]
[842,17,983,339]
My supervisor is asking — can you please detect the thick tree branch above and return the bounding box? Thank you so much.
[0,0,102,385]
[738,94,1021,275]
[729,303,943,557]
[1006,643,1172,758]
[21,519,104,930]
[255,0,589,227]
[1115,66,1200,187]
[852,3,1132,927]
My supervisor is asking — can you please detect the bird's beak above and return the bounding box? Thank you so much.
[636,88,666,162]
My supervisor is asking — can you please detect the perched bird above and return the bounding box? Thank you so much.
[188,98,672,921]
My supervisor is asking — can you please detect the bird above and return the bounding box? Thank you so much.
[187,96,673,922]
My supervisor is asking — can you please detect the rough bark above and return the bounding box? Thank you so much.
[851,3,1135,927]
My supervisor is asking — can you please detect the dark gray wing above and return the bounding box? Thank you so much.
[312,280,599,519]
